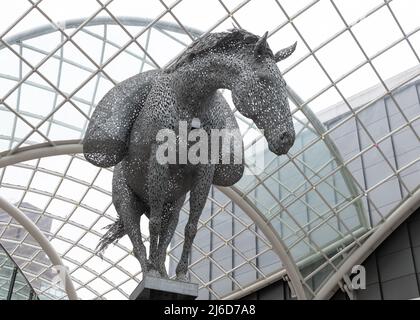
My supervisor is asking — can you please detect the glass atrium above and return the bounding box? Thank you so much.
[0,0,419,300]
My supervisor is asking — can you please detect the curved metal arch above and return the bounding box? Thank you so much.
[0,195,78,300]
[315,187,420,300]
[0,140,82,167]
[1,16,202,50]
[0,141,307,299]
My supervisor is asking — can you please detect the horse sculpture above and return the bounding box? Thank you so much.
[83,28,296,281]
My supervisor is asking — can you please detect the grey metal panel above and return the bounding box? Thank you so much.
[411,246,420,273]
[362,254,379,286]
[381,274,420,300]
[408,208,420,222]
[330,290,348,300]
[355,283,382,300]
[417,274,420,297]
[241,292,258,300]
[258,281,285,300]
[376,223,411,257]
[377,248,416,282]
[408,219,420,247]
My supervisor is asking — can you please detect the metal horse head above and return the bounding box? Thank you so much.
[164,28,296,155]
[167,29,297,155]
[225,29,296,155]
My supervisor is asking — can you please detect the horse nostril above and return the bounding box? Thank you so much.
[279,132,287,141]
[279,131,292,144]
[266,129,295,155]
[279,131,294,150]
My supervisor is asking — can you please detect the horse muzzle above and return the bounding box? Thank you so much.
[266,128,295,155]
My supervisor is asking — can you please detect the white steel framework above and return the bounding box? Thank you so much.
[0,0,419,300]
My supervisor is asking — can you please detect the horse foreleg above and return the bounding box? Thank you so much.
[156,195,186,278]
[147,146,169,275]
[176,166,214,281]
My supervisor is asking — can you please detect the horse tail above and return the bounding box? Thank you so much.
[96,217,126,257]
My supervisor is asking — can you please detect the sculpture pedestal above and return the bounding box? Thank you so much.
[129,275,198,300]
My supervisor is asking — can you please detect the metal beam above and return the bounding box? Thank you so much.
[1,16,202,50]
[0,140,82,168]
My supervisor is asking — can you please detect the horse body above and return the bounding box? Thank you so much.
[125,74,233,193]
[123,73,242,204]
[83,29,297,281]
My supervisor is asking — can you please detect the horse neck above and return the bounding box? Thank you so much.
[170,54,242,109]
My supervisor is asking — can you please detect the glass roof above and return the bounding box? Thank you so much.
[0,0,419,299]
[0,241,38,300]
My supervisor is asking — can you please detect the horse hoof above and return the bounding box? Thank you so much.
[176,274,188,282]
[146,269,161,278]
[159,269,169,279]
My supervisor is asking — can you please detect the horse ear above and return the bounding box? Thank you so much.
[254,31,268,57]
[274,42,297,62]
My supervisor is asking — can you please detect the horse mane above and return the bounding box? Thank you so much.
[165,28,274,73]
